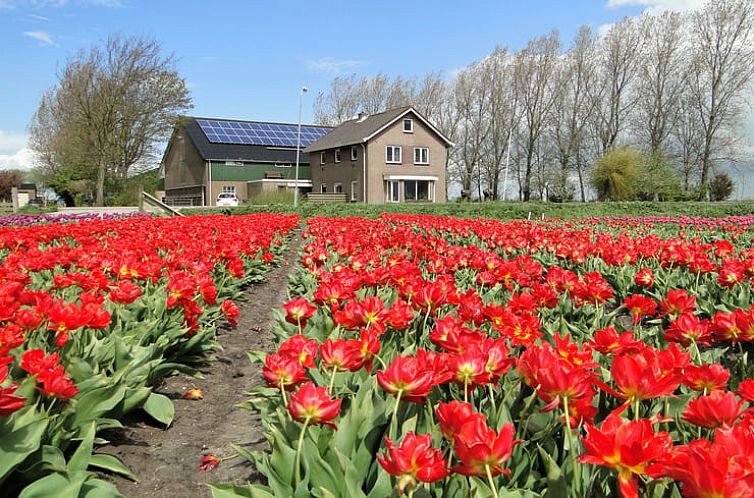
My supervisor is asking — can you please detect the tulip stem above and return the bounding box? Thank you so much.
[484,464,499,498]
[488,383,497,416]
[739,342,748,379]
[328,367,337,392]
[464,378,469,404]
[294,417,310,487]
[563,396,581,498]
[391,390,403,440]
[691,340,702,365]
[279,381,288,408]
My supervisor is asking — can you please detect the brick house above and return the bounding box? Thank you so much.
[304,106,453,204]
[161,117,331,206]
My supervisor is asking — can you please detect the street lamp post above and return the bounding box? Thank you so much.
[293,86,308,209]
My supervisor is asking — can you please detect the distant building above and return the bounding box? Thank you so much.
[305,106,452,204]
[161,117,331,206]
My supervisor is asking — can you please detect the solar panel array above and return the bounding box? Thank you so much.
[196,119,332,147]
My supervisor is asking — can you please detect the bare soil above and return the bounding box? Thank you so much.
[98,231,302,498]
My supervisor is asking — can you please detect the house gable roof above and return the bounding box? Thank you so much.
[173,117,327,164]
[304,106,453,152]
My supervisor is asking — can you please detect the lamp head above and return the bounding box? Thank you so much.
[301,86,308,93]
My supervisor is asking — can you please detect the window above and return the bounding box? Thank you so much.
[320,183,327,193]
[351,181,358,201]
[386,146,402,164]
[403,118,413,133]
[334,183,343,193]
[334,149,341,163]
[351,146,358,161]
[404,180,431,201]
[414,147,429,165]
[388,181,400,202]
[320,152,326,165]
[222,185,236,194]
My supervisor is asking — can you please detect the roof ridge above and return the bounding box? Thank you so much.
[184,115,332,129]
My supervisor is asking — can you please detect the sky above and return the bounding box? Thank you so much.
[0,0,752,194]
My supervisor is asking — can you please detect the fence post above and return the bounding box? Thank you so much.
[11,187,19,213]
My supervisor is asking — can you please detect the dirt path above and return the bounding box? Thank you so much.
[99,230,303,498]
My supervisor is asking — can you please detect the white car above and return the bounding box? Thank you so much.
[216,192,239,207]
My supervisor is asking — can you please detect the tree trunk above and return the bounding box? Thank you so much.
[96,162,106,206]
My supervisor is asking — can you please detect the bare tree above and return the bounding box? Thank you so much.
[592,17,644,153]
[550,26,599,202]
[450,63,491,199]
[686,0,754,199]
[312,75,361,126]
[478,47,518,200]
[634,11,685,156]
[514,30,560,201]
[29,34,191,206]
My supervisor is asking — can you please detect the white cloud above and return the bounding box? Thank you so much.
[0,147,36,171]
[0,130,29,153]
[305,57,368,75]
[23,30,57,46]
[606,0,706,13]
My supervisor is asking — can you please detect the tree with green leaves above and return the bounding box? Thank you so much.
[590,147,641,201]
[29,34,192,206]
[709,171,735,201]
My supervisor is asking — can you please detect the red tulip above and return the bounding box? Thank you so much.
[262,353,307,390]
[682,390,743,429]
[376,355,434,403]
[287,382,342,429]
[451,418,521,477]
[435,401,483,441]
[660,289,697,317]
[588,326,643,356]
[378,432,449,496]
[0,365,25,416]
[622,294,657,324]
[282,297,317,327]
[634,268,655,288]
[736,379,754,402]
[278,334,319,369]
[220,299,240,327]
[682,363,730,392]
[320,338,362,373]
[199,453,221,471]
[36,365,79,400]
[580,413,673,498]
[650,421,754,498]
[664,312,713,347]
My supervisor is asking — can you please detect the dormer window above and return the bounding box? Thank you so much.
[403,118,413,133]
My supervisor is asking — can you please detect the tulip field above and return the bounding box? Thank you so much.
[0,213,298,497]
[3,211,754,498]
[225,214,754,498]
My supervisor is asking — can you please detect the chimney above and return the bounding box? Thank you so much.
[357,112,368,122]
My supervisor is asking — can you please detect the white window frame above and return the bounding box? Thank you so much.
[221,185,236,194]
[334,149,341,163]
[320,183,327,193]
[388,180,400,203]
[386,145,402,164]
[350,181,358,201]
[413,147,429,165]
[351,146,358,161]
[320,152,326,165]
[403,118,413,133]
[334,182,343,194]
